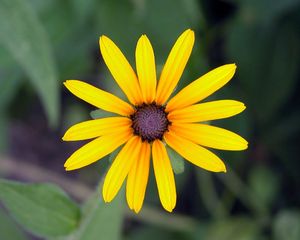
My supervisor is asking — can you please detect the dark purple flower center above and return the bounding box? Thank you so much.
[130,103,170,142]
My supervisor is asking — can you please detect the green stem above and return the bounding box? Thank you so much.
[217,166,268,216]
[126,205,200,233]
[196,171,227,219]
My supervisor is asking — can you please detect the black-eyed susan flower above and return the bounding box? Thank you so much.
[63,29,248,213]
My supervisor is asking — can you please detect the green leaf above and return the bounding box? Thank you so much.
[273,210,300,240]
[261,25,300,120]
[166,146,185,174]
[71,0,96,23]
[0,29,21,154]
[0,179,81,238]
[0,114,9,153]
[0,207,28,240]
[196,171,227,218]
[0,47,22,112]
[35,0,95,79]
[66,186,125,240]
[226,19,300,123]
[0,0,59,126]
[0,75,21,112]
[90,109,118,119]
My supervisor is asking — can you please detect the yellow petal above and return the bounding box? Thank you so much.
[166,64,237,111]
[168,100,245,123]
[126,141,150,213]
[135,35,157,103]
[62,117,131,141]
[64,80,134,116]
[170,123,248,151]
[164,131,226,172]
[103,136,142,203]
[99,36,143,105]
[152,140,176,212]
[156,29,195,105]
[64,129,132,171]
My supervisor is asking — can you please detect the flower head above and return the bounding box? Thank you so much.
[63,29,248,213]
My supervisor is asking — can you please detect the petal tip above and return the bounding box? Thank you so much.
[133,207,141,214]
[63,81,69,88]
[64,80,79,88]
[164,205,175,213]
[62,134,67,141]
[184,28,193,34]
[186,29,195,40]
[161,200,175,213]
[138,34,151,45]
[102,192,109,203]
[63,162,69,171]
[239,103,246,113]
[243,141,249,150]
[138,34,147,43]
[233,101,246,114]
[64,160,75,171]
[229,63,237,71]
[100,35,108,41]
[64,161,68,168]
[222,63,237,74]
[99,35,110,48]
[61,130,70,141]
[64,166,73,171]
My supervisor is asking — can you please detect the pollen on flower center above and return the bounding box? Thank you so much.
[130,103,170,142]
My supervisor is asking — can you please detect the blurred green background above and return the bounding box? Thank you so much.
[0,0,300,239]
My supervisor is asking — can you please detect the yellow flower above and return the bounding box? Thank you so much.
[63,29,248,213]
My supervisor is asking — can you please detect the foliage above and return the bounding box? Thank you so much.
[0,179,80,238]
[0,0,59,126]
[0,0,299,239]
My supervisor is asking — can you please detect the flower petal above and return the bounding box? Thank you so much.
[103,136,142,203]
[170,123,248,151]
[155,29,195,105]
[152,140,176,212]
[64,129,132,171]
[164,131,226,172]
[168,100,245,123]
[166,64,237,111]
[135,35,157,103]
[62,117,131,141]
[64,80,134,116]
[100,36,143,105]
[126,141,150,213]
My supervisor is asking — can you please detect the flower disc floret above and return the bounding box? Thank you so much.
[130,103,170,142]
